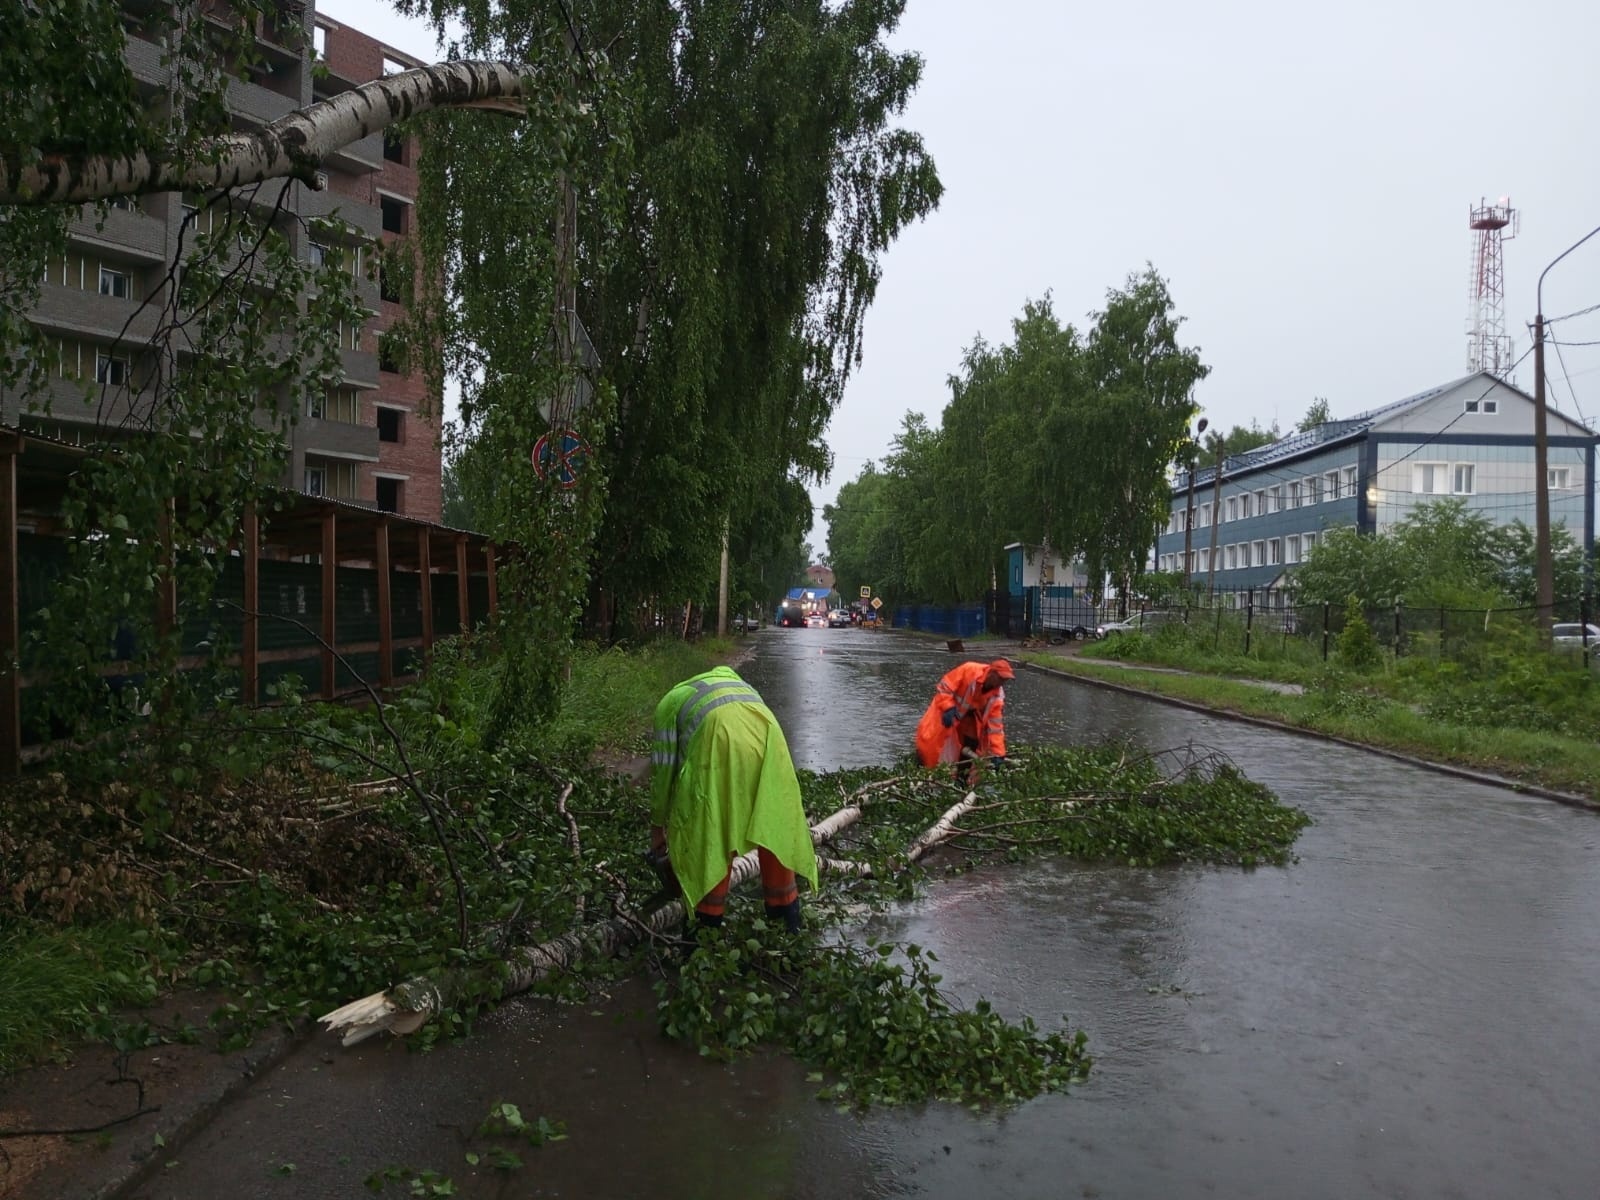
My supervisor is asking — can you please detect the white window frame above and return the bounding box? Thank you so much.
[1303,530,1317,555]
[1548,467,1571,490]
[1255,489,1267,515]
[305,466,327,497]
[312,23,328,58]
[94,352,127,385]
[98,265,128,299]
[1288,480,1301,509]
[1324,470,1339,501]
[1452,463,1475,495]
[1253,540,1266,567]
[1412,461,1448,495]
[1268,537,1281,566]
[1226,544,1238,570]
[1340,466,1357,498]
[1286,534,1300,564]
[1268,485,1283,514]
[1240,493,1253,520]
[1199,547,1210,573]
[1225,495,1238,523]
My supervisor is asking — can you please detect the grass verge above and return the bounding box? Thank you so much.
[1029,652,1600,802]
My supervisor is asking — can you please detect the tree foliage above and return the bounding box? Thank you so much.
[411,0,941,650]
[1291,499,1587,612]
[826,271,1209,603]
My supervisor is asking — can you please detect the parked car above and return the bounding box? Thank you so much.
[733,614,758,632]
[1095,610,1179,639]
[805,611,827,628]
[1551,623,1600,650]
[1048,624,1092,643]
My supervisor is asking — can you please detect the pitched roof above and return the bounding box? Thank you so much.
[1182,371,1585,490]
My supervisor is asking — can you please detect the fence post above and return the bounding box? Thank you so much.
[1214,603,1222,652]
[1584,593,1592,670]
[1439,604,1446,662]
[1321,601,1330,662]
[1244,588,1254,655]
[1394,601,1403,657]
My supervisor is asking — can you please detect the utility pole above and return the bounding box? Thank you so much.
[1181,417,1207,588]
[1533,222,1600,635]
[1206,436,1224,600]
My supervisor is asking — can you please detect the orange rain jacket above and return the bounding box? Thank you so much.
[914,661,1008,768]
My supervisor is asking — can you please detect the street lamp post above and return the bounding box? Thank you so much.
[1182,417,1208,589]
[1533,223,1600,633]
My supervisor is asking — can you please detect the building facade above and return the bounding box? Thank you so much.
[0,1,442,522]
[1156,373,1597,608]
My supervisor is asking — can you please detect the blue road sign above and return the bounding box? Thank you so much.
[532,429,590,489]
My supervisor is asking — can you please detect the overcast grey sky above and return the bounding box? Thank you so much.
[322,0,1600,558]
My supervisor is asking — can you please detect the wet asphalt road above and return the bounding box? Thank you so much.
[137,629,1600,1199]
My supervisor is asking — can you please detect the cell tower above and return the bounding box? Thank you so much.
[1466,196,1519,377]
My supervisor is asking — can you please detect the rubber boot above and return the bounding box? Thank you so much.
[695,910,724,930]
[765,900,802,933]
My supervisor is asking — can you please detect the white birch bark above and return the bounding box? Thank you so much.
[1,61,536,205]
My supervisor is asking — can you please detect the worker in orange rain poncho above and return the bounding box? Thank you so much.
[645,667,818,932]
[915,658,1013,786]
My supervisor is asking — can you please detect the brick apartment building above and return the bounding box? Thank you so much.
[0,1,443,523]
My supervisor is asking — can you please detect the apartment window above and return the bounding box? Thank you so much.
[97,265,129,299]
[376,477,403,514]
[1303,531,1317,555]
[1198,548,1210,573]
[1240,493,1253,519]
[380,196,408,234]
[1268,538,1281,566]
[1453,464,1475,495]
[1324,470,1340,500]
[1286,534,1301,564]
[305,465,327,497]
[327,387,359,423]
[1413,462,1448,494]
[1268,485,1282,514]
[1253,540,1266,567]
[1225,495,1237,523]
[312,23,327,58]
[107,195,137,213]
[305,458,357,499]
[379,267,402,304]
[337,319,364,351]
[377,406,403,442]
[306,392,325,420]
[1549,467,1571,490]
[1197,503,1210,529]
[1254,489,1266,516]
[383,130,406,165]
[308,242,327,267]
[181,197,215,235]
[1464,396,1500,415]
[1288,481,1301,508]
[94,353,127,386]
[378,335,402,374]
[1341,466,1357,498]
[1302,476,1319,505]
[1226,544,1238,570]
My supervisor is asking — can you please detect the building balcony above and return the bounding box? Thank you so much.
[326,130,385,174]
[33,284,161,344]
[124,34,168,90]
[298,186,381,240]
[228,76,297,125]
[294,416,380,462]
[68,204,169,263]
[340,348,378,388]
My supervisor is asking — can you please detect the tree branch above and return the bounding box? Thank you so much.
[2,61,541,205]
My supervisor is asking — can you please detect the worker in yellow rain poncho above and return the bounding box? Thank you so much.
[647,667,818,931]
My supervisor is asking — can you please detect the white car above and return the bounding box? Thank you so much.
[1551,622,1600,648]
[1095,610,1178,639]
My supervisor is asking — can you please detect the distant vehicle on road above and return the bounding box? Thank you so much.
[1095,610,1179,639]
[733,614,758,632]
[827,609,850,627]
[805,611,827,628]
[778,604,806,628]
[1551,623,1600,656]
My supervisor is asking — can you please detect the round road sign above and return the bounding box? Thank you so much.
[532,429,590,489]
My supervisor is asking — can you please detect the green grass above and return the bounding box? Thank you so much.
[0,922,166,1072]
[530,638,731,757]
[1028,652,1600,801]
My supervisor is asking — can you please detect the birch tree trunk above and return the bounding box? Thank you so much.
[1,61,538,205]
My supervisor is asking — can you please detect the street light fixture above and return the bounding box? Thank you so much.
[1532,223,1600,634]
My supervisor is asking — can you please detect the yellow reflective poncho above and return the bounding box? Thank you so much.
[649,667,818,908]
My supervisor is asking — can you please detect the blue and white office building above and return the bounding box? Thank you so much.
[1156,372,1597,608]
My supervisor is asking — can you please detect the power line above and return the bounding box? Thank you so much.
[1546,301,1600,325]
[1549,333,1590,428]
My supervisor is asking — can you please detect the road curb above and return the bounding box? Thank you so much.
[96,1019,316,1200]
[1019,657,1600,813]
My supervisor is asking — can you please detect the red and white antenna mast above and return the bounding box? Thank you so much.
[1466,196,1519,377]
